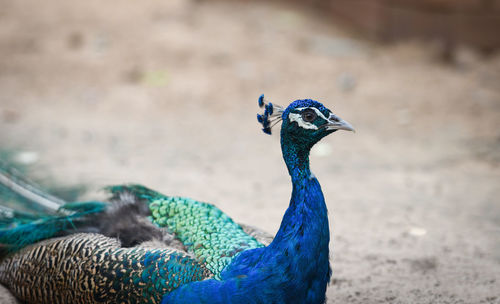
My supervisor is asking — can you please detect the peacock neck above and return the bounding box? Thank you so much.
[261,134,331,302]
[161,135,333,304]
[281,136,313,183]
[273,135,329,245]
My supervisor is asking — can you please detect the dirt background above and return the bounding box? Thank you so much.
[0,0,499,303]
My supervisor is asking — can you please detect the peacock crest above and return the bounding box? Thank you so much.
[256,94,284,134]
[0,95,354,304]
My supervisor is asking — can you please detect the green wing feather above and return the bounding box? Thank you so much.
[108,185,266,277]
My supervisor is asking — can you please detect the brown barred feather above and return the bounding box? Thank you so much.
[0,233,212,304]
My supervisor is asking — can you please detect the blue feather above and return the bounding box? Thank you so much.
[258,94,265,108]
[0,96,354,304]
[160,98,348,303]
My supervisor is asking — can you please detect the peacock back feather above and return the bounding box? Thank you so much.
[0,95,354,304]
[0,233,211,304]
[109,185,265,277]
[0,171,268,303]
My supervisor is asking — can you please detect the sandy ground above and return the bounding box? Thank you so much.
[0,0,499,303]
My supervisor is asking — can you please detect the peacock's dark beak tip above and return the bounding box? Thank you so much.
[324,113,355,132]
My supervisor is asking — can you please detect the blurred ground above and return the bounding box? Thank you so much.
[0,0,500,303]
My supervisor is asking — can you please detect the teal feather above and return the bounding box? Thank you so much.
[0,96,354,304]
[0,233,211,304]
[0,165,265,303]
[0,162,108,254]
[0,159,67,213]
[109,185,264,277]
[0,203,105,254]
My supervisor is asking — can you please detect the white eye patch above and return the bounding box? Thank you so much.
[288,107,329,130]
[288,113,318,130]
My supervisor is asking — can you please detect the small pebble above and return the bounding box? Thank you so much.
[409,227,427,237]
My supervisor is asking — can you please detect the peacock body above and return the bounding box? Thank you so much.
[0,96,354,304]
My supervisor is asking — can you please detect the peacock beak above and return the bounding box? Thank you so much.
[324,113,355,132]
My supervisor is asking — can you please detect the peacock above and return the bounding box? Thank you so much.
[0,95,354,304]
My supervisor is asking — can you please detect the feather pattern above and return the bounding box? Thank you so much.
[0,233,212,304]
[161,99,339,303]
[108,185,265,277]
[0,96,354,304]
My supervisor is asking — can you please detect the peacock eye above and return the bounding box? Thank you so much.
[301,109,317,123]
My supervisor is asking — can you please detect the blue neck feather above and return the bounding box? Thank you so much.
[162,133,332,304]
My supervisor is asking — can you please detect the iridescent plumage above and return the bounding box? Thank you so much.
[0,96,354,304]
[110,185,265,277]
[0,233,211,304]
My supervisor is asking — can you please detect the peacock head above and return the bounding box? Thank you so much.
[257,94,354,149]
